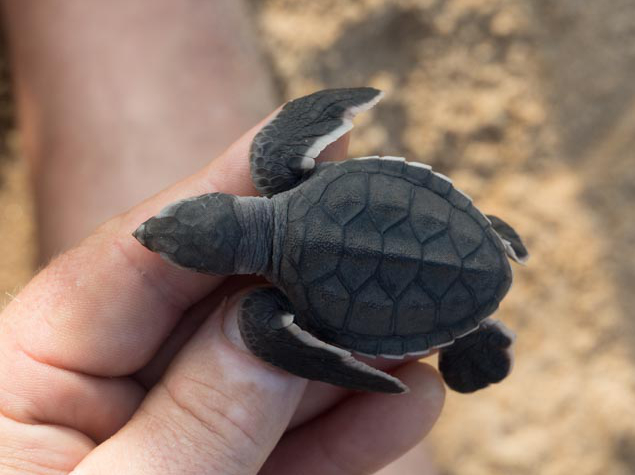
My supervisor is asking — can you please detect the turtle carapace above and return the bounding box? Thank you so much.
[134,88,529,394]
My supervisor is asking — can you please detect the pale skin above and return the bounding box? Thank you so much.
[0,1,444,473]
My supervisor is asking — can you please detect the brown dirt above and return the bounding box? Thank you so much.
[2,0,635,473]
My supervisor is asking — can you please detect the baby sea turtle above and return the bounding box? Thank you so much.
[134,88,528,394]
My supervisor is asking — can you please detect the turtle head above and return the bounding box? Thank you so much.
[134,193,272,276]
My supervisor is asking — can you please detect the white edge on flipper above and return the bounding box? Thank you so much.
[501,238,529,266]
[344,90,385,118]
[304,120,354,161]
[286,320,409,393]
[303,91,385,164]
[299,156,316,170]
[270,312,295,330]
[480,317,516,373]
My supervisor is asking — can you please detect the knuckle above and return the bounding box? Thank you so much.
[0,416,86,475]
[156,374,265,471]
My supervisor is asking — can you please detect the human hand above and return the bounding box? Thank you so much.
[0,116,445,474]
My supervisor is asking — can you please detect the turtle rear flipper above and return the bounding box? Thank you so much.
[238,287,408,394]
[439,319,515,393]
[250,87,383,197]
[487,214,529,264]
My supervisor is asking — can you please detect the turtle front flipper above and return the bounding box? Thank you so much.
[238,287,408,394]
[487,214,529,264]
[439,319,515,393]
[250,87,383,197]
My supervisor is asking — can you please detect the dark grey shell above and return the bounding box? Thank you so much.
[276,157,512,357]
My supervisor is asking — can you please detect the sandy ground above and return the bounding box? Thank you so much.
[2,0,635,473]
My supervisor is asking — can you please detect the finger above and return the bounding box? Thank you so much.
[73,297,308,475]
[0,334,144,443]
[133,275,266,389]
[375,443,440,475]
[0,416,94,474]
[261,362,445,475]
[139,295,430,433]
[0,110,352,444]
[3,117,266,379]
[0,120,269,446]
[288,353,430,429]
[5,113,352,379]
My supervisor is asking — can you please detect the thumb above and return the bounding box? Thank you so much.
[73,297,308,475]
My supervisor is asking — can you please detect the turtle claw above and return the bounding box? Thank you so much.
[238,287,408,394]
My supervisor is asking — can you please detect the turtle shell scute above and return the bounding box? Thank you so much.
[338,213,382,291]
[321,172,367,225]
[298,207,343,282]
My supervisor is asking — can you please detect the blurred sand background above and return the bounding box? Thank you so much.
[1,1,635,473]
